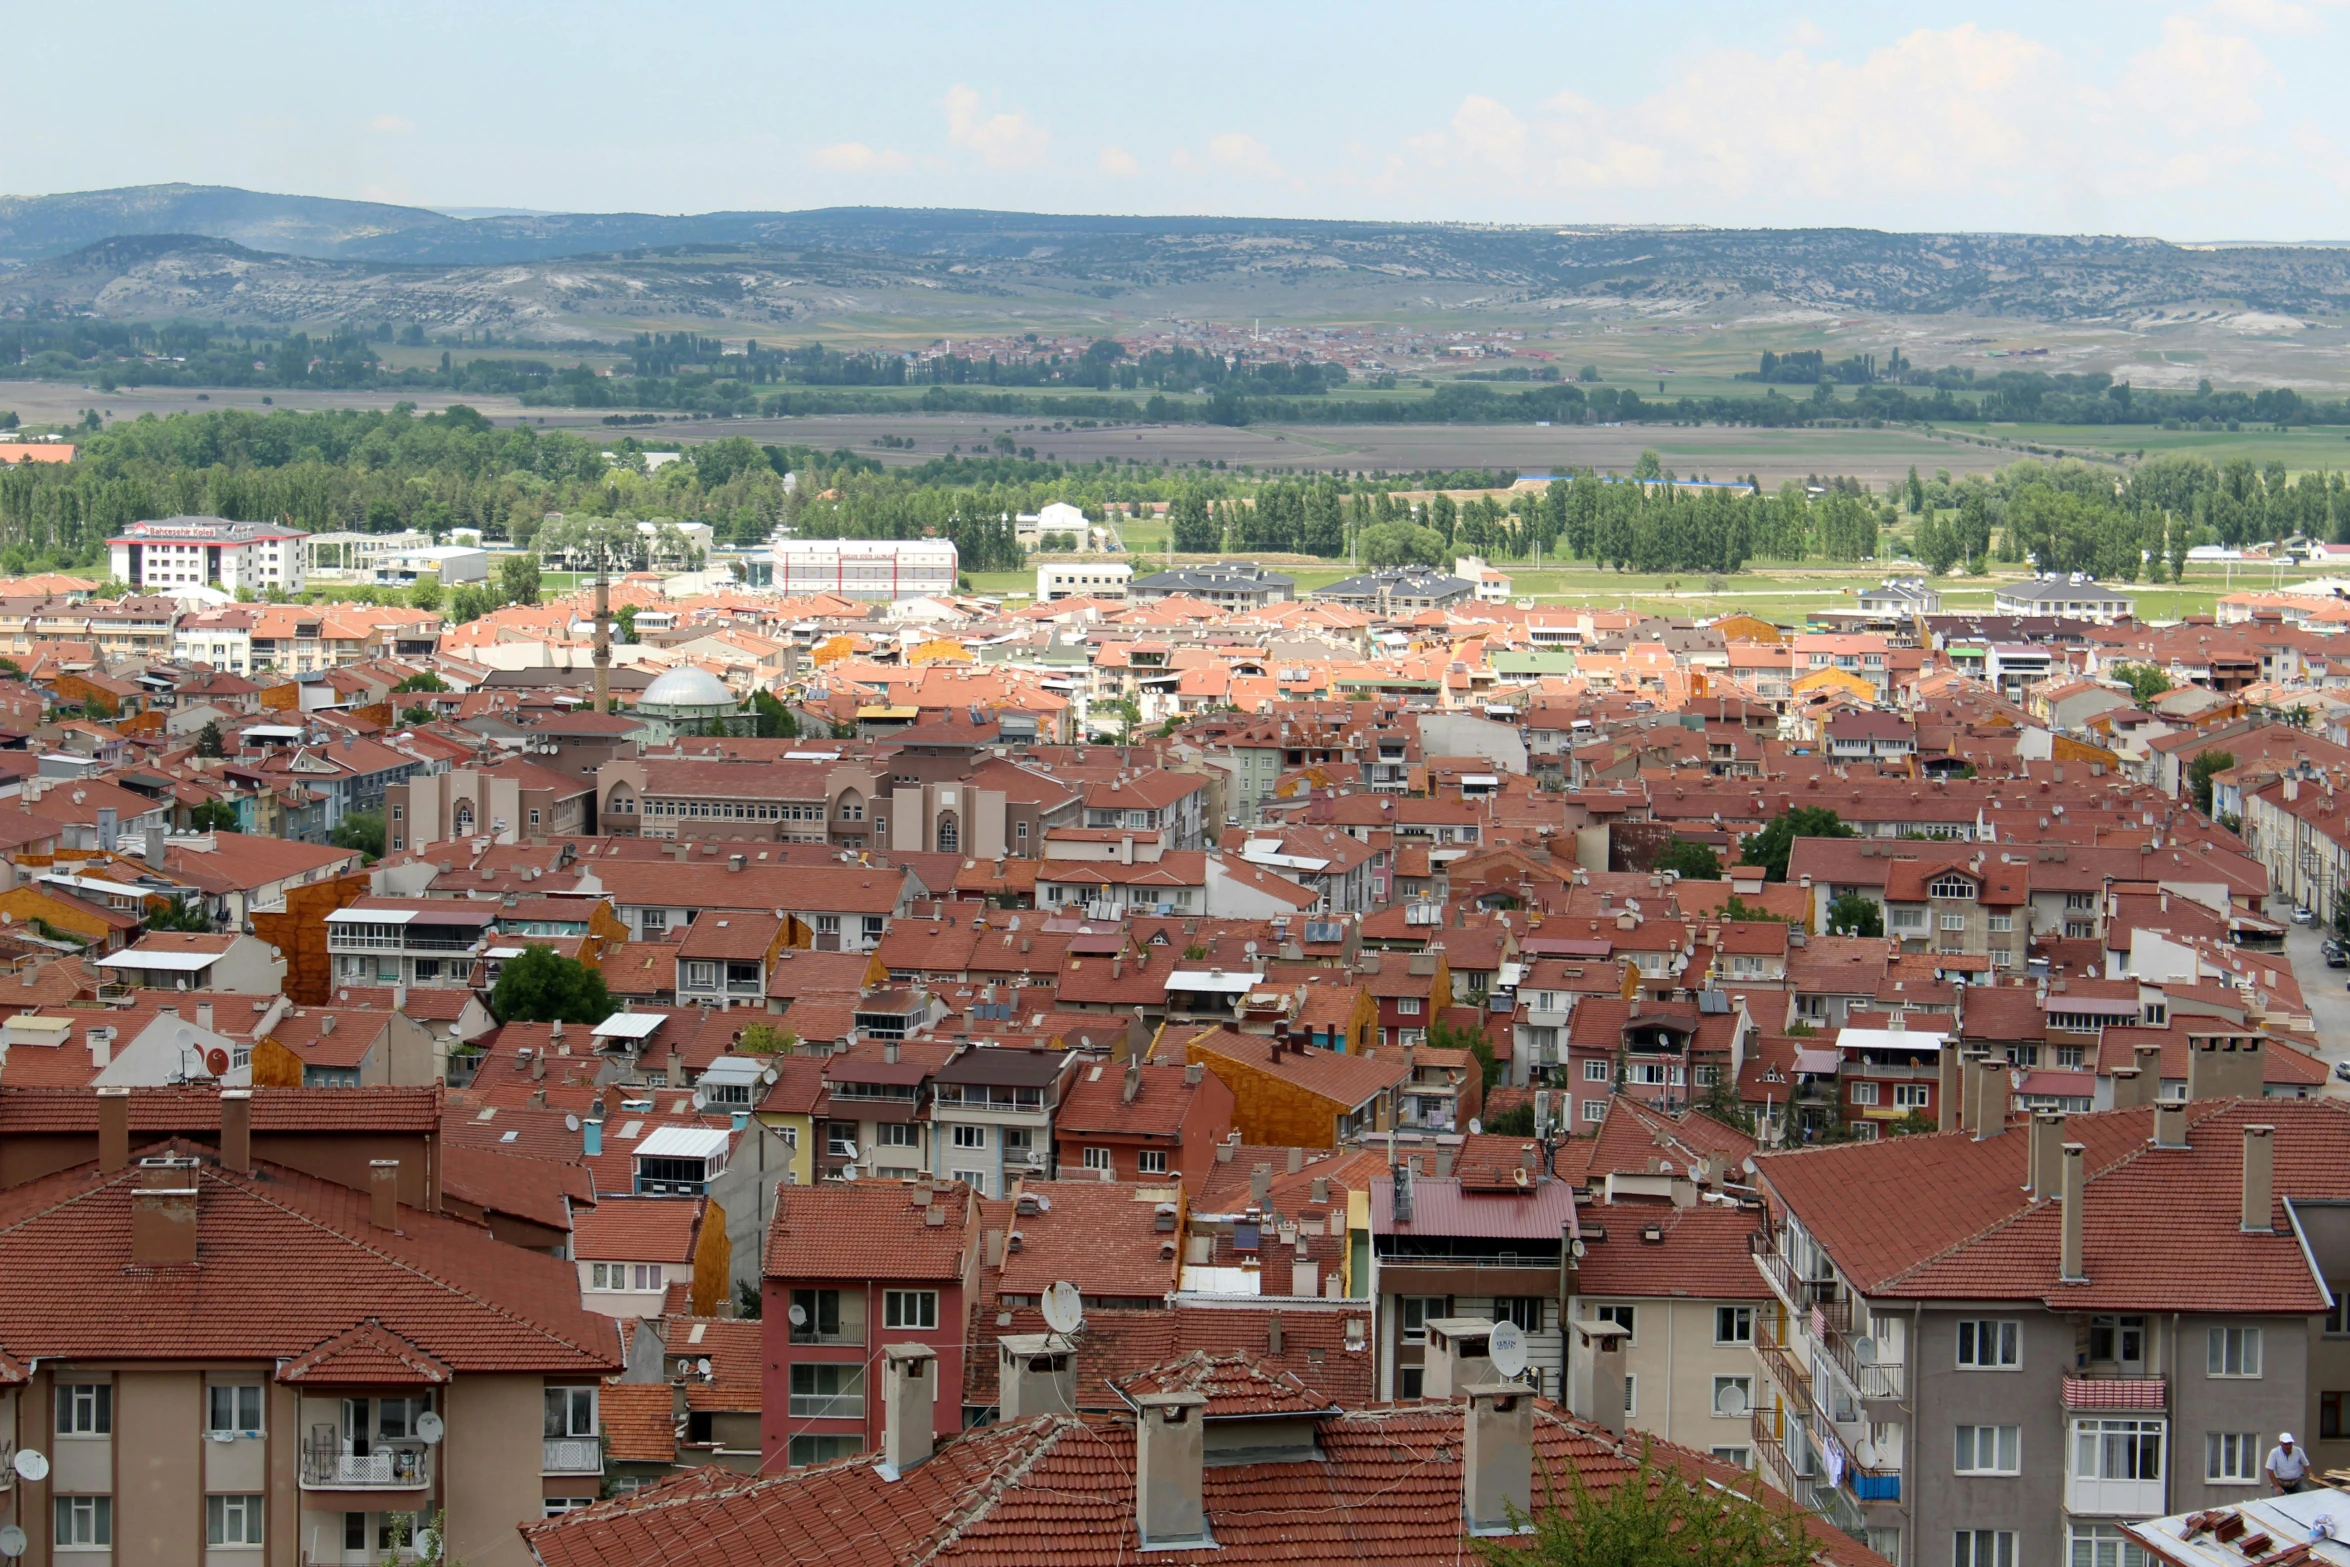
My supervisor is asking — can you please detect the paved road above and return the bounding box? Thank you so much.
[2272,901,2350,1095]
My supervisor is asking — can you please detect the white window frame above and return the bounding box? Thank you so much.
[54,1495,111,1550]
[2208,1326,2262,1378]
[2207,1431,2260,1484]
[1082,1146,1112,1172]
[1715,1306,1754,1345]
[1592,1303,1636,1344]
[1582,1098,1607,1123]
[1711,1375,1752,1418]
[206,1384,264,1436]
[1582,1059,1609,1082]
[952,1124,986,1150]
[57,1383,111,1436]
[1957,1319,2019,1369]
[545,1384,597,1439]
[1137,1149,1168,1175]
[1955,1529,2015,1567]
[1955,1424,2021,1475]
[206,1492,264,1547]
[883,1289,938,1331]
[1895,1083,1931,1108]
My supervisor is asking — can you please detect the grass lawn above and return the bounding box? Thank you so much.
[1930,421,2350,473]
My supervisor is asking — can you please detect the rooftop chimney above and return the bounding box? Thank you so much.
[196,1001,213,1035]
[1570,1320,1629,1437]
[2242,1124,2275,1234]
[2109,1067,2143,1111]
[996,1336,1074,1420]
[667,1048,684,1087]
[2153,1098,2189,1149]
[1286,1145,1303,1175]
[87,1025,113,1071]
[2059,1142,2087,1284]
[2029,1112,2065,1200]
[1462,1383,1533,1537]
[368,1158,400,1232]
[143,824,165,869]
[1250,1164,1272,1206]
[97,1086,129,1172]
[1956,1050,1984,1134]
[2187,1035,2265,1101]
[1421,1318,1496,1399]
[880,1343,939,1479]
[2131,1044,2163,1106]
[1938,1047,1964,1133]
[583,1110,602,1158]
[1973,1056,2008,1139]
[219,1088,251,1174]
[130,1156,198,1266]
[1133,1391,1212,1550]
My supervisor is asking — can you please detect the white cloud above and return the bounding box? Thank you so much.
[2116,15,2274,134]
[1097,145,1141,177]
[1207,132,1284,180]
[810,142,911,174]
[941,84,1050,170]
[2207,0,2328,33]
[370,115,414,134]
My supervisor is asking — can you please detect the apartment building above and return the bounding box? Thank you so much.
[1083,771,1210,850]
[326,898,501,990]
[759,1181,980,1470]
[585,859,920,952]
[0,1090,620,1567]
[1747,1083,2350,1567]
[928,1044,1078,1197]
[108,515,309,595]
[1881,855,2031,971]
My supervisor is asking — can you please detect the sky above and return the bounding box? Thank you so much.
[17,0,2350,240]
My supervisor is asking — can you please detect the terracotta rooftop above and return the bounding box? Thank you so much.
[762,1181,975,1282]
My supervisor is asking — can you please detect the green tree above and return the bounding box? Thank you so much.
[1473,1447,1818,1567]
[490,945,615,1025]
[194,720,225,758]
[615,604,638,644]
[1481,1101,1536,1137]
[1653,839,1722,880]
[144,896,212,933]
[1632,449,1664,481]
[751,689,799,739]
[185,799,240,833]
[2112,662,2173,704]
[2188,749,2235,818]
[407,575,442,612]
[738,1022,798,1054]
[401,704,436,726]
[394,671,448,693]
[1429,1014,1501,1090]
[1098,695,1139,744]
[1825,891,1884,937]
[332,809,386,861]
[1738,806,1854,882]
[498,551,541,606]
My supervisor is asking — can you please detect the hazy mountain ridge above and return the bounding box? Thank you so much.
[1,185,2349,329]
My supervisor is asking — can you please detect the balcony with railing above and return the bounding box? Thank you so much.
[2062,1375,2167,1412]
[299,1438,430,1490]
[543,1437,603,1475]
[1751,1405,1799,1496]
[1749,1231,1838,1315]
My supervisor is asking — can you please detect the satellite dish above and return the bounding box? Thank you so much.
[1040,1281,1084,1336]
[1468,1117,1483,1135]
[12,1448,47,1483]
[696,1357,712,1377]
[415,1412,445,1445]
[788,1303,808,1327]
[415,1528,441,1559]
[1489,1320,1528,1382]
[762,1066,779,1086]
[0,1523,25,1558]
[1852,1336,1877,1366]
[204,1046,230,1076]
[1856,1437,1879,1468]
[565,1114,581,1132]
[1569,1238,1588,1261]
[691,1089,707,1111]
[1033,1194,1051,1213]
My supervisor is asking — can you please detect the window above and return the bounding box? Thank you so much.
[1955,1424,2020,1474]
[790,1290,843,1343]
[1956,1531,2016,1567]
[1890,908,1925,929]
[2328,1392,2350,1441]
[2208,1326,2262,1378]
[545,1385,596,1439]
[788,1362,865,1419]
[207,1493,264,1547]
[207,1384,263,1435]
[953,1124,986,1150]
[2206,1431,2260,1483]
[1716,1306,1754,1345]
[55,1496,111,1549]
[1850,1081,1879,1106]
[875,1123,917,1148]
[2089,1315,2145,1365]
[789,1434,863,1468]
[1712,1375,1752,1418]
[1582,1098,1607,1124]
[1397,997,1422,1016]
[57,1383,111,1435]
[2068,1523,2152,1567]
[683,961,718,989]
[1939,913,1966,931]
[1593,1304,1637,1343]
[1957,1319,2018,1369]
[1710,1446,1752,1468]
[1083,1146,1112,1172]
[883,1290,938,1331]
[1929,876,1978,900]
[1400,1295,1449,1344]
[1895,1083,1931,1109]
[1137,1150,1168,1175]
[1495,1297,1544,1332]
[1623,1374,1637,1416]
[2074,1419,2163,1483]
[827,1123,856,1157]
[1987,914,2013,932]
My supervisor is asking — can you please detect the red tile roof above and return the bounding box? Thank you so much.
[572,1196,704,1264]
[762,1181,975,1282]
[1572,1203,1771,1299]
[997,1178,1182,1302]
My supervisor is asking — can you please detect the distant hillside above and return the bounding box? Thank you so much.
[3,185,2350,328]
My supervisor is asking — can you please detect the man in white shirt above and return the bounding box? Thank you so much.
[2267,1433,2312,1494]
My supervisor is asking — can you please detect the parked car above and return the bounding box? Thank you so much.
[2296,906,2320,926]
[2334,1060,2350,1083]
[2325,939,2346,967]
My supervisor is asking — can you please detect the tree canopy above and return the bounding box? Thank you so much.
[1738,806,1854,882]
[1473,1447,1819,1567]
[1825,891,1885,938]
[490,946,614,1026]
[1653,840,1722,881]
